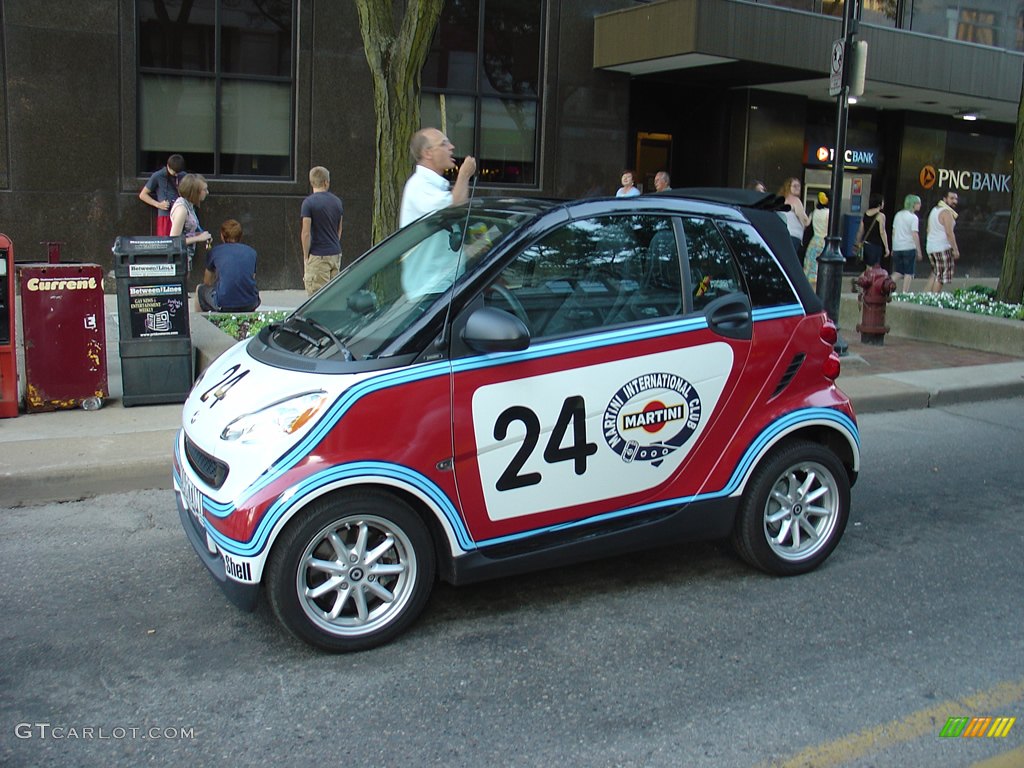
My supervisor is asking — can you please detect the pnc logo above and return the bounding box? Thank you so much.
[920,165,937,189]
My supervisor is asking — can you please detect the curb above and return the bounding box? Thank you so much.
[0,429,179,507]
[839,361,1024,413]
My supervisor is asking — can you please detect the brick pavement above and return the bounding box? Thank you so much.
[839,333,1022,377]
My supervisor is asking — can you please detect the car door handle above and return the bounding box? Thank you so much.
[706,294,752,340]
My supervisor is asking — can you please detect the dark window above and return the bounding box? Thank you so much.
[422,0,544,186]
[717,222,797,308]
[489,215,681,339]
[136,0,294,178]
[680,218,743,312]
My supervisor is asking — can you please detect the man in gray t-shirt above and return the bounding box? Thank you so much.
[300,166,344,295]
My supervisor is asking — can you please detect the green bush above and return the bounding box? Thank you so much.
[207,310,290,340]
[891,289,1022,321]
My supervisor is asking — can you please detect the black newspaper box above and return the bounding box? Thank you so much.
[111,235,193,406]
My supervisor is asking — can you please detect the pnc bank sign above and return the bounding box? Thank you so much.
[810,145,879,169]
[919,164,1010,193]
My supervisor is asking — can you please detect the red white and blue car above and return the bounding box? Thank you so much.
[174,189,860,651]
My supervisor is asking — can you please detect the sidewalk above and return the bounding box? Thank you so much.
[2,288,1023,507]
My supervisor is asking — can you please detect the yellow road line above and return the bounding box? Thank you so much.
[760,679,1024,768]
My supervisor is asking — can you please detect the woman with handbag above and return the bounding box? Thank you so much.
[854,193,890,267]
[169,173,213,271]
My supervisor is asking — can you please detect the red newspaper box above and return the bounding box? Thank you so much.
[19,263,108,412]
[1,234,17,418]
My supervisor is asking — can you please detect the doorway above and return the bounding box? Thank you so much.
[636,132,673,193]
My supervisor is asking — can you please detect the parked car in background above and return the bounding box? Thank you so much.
[174,189,861,651]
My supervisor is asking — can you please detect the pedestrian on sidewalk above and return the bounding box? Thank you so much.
[300,166,343,295]
[616,170,641,197]
[778,177,809,256]
[139,154,185,236]
[891,194,923,293]
[855,193,890,268]
[803,192,830,291]
[925,190,960,293]
[168,173,212,270]
[197,219,259,313]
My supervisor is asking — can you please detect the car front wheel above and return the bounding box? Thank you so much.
[732,440,850,575]
[266,489,435,652]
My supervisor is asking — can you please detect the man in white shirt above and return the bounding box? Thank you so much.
[925,190,959,293]
[399,128,477,227]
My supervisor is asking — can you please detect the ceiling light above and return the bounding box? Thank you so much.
[955,109,982,121]
[847,96,858,105]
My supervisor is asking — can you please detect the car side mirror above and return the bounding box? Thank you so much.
[461,307,530,353]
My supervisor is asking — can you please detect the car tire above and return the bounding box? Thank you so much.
[266,489,435,652]
[732,439,849,576]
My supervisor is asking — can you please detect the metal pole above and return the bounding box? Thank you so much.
[817,0,860,356]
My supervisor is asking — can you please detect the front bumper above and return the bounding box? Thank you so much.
[176,489,259,612]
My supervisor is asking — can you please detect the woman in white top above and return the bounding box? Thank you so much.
[615,170,640,197]
[778,177,810,255]
[890,194,922,292]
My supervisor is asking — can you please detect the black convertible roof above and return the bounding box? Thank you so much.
[664,188,822,313]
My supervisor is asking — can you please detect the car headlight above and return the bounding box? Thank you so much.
[221,391,329,443]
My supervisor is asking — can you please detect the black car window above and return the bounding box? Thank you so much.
[680,217,743,312]
[488,214,682,339]
[717,221,798,308]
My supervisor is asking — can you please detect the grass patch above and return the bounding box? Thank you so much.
[892,286,1024,321]
[206,310,290,340]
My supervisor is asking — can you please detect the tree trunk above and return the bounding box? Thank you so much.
[997,64,1024,304]
[355,0,445,246]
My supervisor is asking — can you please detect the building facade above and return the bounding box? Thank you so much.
[0,0,1019,289]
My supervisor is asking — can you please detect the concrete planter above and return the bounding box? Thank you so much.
[839,294,1024,357]
[190,298,1024,379]
[190,313,241,374]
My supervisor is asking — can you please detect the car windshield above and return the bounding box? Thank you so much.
[271,203,535,360]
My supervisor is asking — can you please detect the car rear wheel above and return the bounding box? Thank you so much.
[266,489,435,652]
[732,440,849,575]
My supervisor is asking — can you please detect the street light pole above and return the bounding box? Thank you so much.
[817,0,861,356]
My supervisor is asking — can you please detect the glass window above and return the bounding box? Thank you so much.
[681,218,743,312]
[488,215,681,339]
[136,0,294,178]
[285,204,533,361]
[956,7,1000,46]
[481,0,541,97]
[422,0,544,185]
[717,222,797,308]
[909,0,1020,49]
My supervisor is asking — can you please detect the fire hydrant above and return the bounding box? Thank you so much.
[853,264,897,345]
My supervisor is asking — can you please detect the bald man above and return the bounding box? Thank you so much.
[399,128,477,227]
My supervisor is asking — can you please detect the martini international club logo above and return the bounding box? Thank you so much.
[603,373,702,466]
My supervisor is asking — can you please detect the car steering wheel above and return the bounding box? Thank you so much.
[486,283,530,328]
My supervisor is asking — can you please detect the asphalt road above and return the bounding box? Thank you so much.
[1,398,1023,768]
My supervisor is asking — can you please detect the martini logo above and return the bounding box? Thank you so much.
[603,373,702,466]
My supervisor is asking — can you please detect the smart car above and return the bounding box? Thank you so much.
[174,188,860,651]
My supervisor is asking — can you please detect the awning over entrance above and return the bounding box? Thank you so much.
[593,0,1021,125]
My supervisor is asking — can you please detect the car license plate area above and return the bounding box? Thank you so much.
[180,473,205,528]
